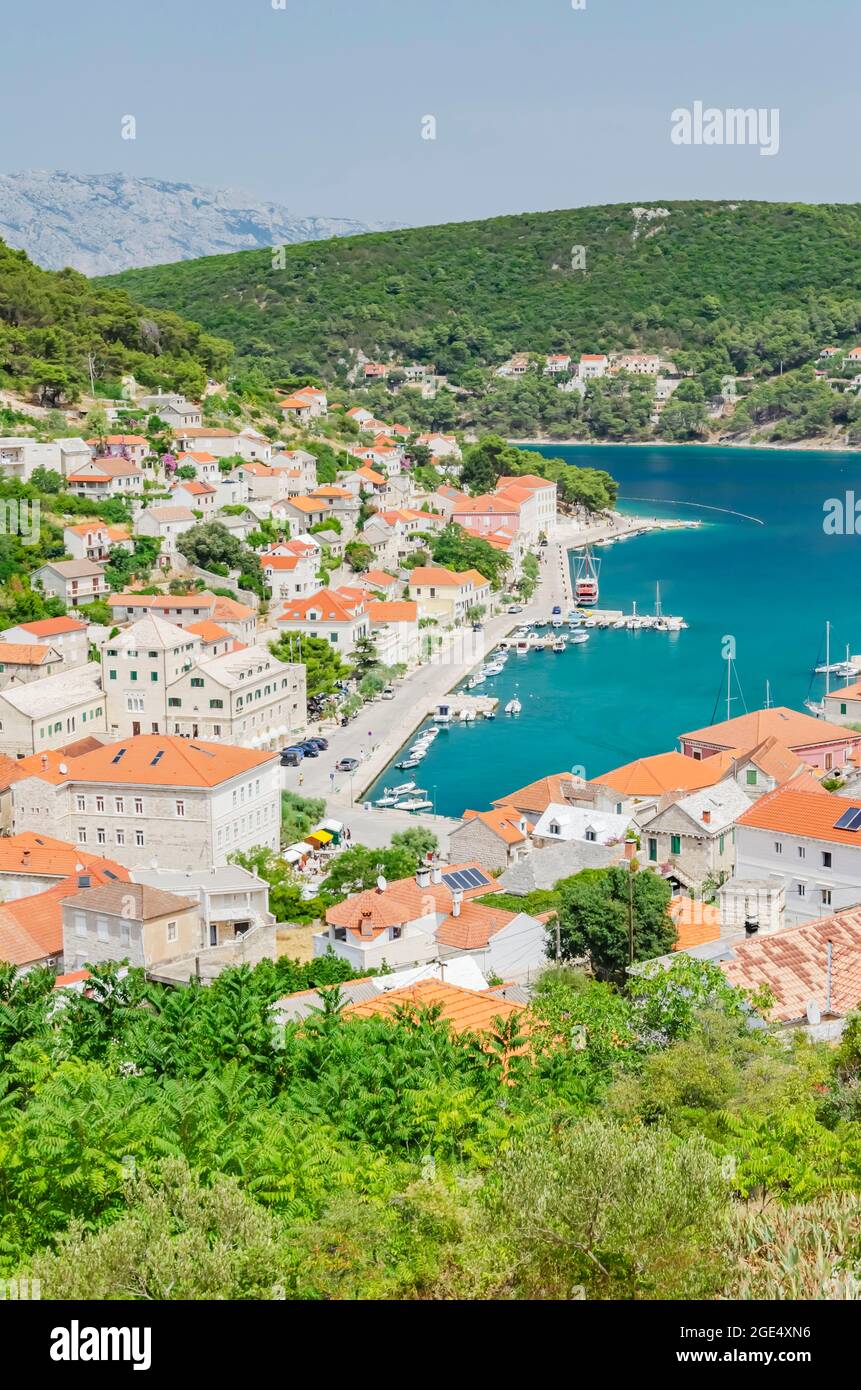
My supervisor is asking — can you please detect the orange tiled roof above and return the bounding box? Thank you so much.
[174,480,216,495]
[111,592,214,610]
[14,617,87,637]
[492,772,581,815]
[279,588,365,624]
[16,735,276,790]
[185,620,232,642]
[212,596,254,621]
[0,831,129,882]
[345,978,526,1035]
[367,600,417,623]
[591,749,737,796]
[0,642,59,666]
[362,569,396,588]
[264,555,299,571]
[462,805,531,844]
[435,901,522,950]
[176,451,217,463]
[721,907,861,1021]
[736,785,861,847]
[670,895,722,951]
[326,861,497,939]
[0,879,73,965]
[283,495,324,513]
[680,706,859,752]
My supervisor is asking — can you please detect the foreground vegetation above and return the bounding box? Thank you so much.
[4,950,861,1300]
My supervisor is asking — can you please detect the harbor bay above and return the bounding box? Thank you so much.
[368,443,861,816]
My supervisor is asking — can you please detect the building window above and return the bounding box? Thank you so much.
[168,698,181,708]
[96,796,104,812]
[719,834,725,854]
[150,671,158,682]
[96,916,109,942]
[670,834,681,856]
[798,846,806,859]
[109,669,117,680]
[774,841,783,855]
[191,677,204,688]
[76,795,86,812]
[121,921,130,944]
[821,888,832,906]
[75,912,87,938]
[97,828,105,844]
[822,851,832,868]
[167,921,177,943]
[116,829,125,846]
[115,797,124,814]
[841,703,847,715]
[746,769,757,786]
[209,698,223,709]
[797,882,806,897]
[648,838,657,862]
[135,798,143,815]
[176,800,185,817]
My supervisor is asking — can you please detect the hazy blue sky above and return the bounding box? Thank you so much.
[3,0,858,225]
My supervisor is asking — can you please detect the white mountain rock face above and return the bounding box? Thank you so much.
[0,170,398,275]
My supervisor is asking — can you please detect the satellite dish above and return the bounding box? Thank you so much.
[377,875,387,893]
[805,999,821,1026]
[58,763,68,774]
[74,862,84,873]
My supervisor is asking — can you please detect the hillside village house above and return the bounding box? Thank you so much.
[278,386,328,425]
[309,484,361,523]
[165,645,306,749]
[89,434,149,467]
[131,864,274,949]
[108,593,256,644]
[102,616,201,737]
[0,829,129,902]
[579,354,609,379]
[408,566,492,624]
[678,707,861,774]
[416,433,462,460]
[532,802,632,850]
[33,559,108,608]
[719,907,861,1029]
[276,588,370,653]
[171,478,217,518]
[175,450,220,483]
[185,620,237,660]
[0,642,63,689]
[0,878,74,973]
[614,353,662,375]
[366,600,420,668]
[270,448,318,486]
[134,505,196,555]
[545,354,572,374]
[67,456,143,498]
[0,662,105,756]
[497,474,557,536]
[315,860,548,979]
[172,427,272,461]
[274,495,329,531]
[449,805,532,872]
[639,778,752,893]
[823,679,861,726]
[234,462,289,504]
[262,553,319,603]
[342,464,387,500]
[0,436,90,482]
[588,749,740,821]
[62,881,200,973]
[1,616,89,669]
[63,521,133,563]
[140,394,202,428]
[734,784,861,925]
[9,734,281,870]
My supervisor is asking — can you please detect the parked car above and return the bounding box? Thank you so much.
[335,756,360,772]
[306,736,329,750]
[471,621,483,632]
[507,603,523,614]
[381,687,396,701]
[297,741,320,757]
[280,750,303,768]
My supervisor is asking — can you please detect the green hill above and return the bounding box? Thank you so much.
[101,200,861,385]
[0,239,233,406]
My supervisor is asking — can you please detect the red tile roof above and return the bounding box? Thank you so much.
[345,978,526,1035]
[721,908,861,1021]
[736,785,861,847]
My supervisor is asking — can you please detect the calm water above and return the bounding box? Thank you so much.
[368,445,861,816]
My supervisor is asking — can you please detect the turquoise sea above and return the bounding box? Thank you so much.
[368,445,861,817]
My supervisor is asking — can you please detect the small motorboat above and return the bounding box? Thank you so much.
[468,673,486,688]
[552,638,566,653]
[570,631,590,645]
[583,617,597,628]
[612,618,626,630]
[375,793,401,807]
[396,757,421,770]
[505,697,522,715]
[398,797,434,812]
[551,616,563,628]
[516,639,530,654]
[389,781,416,795]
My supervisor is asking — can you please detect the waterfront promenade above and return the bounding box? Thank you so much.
[284,509,691,830]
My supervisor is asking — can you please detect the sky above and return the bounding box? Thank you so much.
[2,0,859,227]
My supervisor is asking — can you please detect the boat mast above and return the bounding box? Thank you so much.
[726,653,732,722]
[825,621,831,698]
[655,582,662,619]
[764,679,772,709]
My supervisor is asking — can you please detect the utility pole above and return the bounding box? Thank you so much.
[555,913,561,963]
[628,865,635,966]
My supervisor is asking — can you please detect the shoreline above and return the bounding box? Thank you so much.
[509,436,861,455]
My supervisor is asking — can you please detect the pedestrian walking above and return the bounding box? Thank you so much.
[298,771,304,787]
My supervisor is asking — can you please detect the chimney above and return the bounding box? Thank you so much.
[359,909,374,939]
[41,755,48,771]
[431,863,442,884]
[702,809,711,824]
[21,848,30,866]
[623,839,635,861]
[451,888,463,918]
[416,866,431,888]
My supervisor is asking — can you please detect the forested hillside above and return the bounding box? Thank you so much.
[0,239,233,405]
[103,201,861,386]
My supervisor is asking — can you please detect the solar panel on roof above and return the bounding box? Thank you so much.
[111,747,127,764]
[835,807,861,831]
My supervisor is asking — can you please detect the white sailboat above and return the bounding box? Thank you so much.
[505,697,522,715]
[806,621,832,717]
